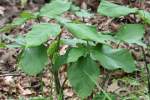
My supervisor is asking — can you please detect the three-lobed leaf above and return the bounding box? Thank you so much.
[68,56,99,98]
[97,0,137,17]
[5,0,146,98]
[19,45,48,75]
[91,45,136,73]
[25,23,61,47]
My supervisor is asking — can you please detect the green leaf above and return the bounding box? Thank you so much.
[55,17,71,26]
[2,35,26,48]
[97,0,137,17]
[52,46,86,71]
[75,9,93,18]
[93,92,116,100]
[68,56,99,98]
[70,4,80,12]
[0,42,6,48]
[52,53,67,71]
[47,41,58,58]
[67,47,86,63]
[61,38,86,46]
[19,45,48,75]
[64,23,114,45]
[12,11,36,26]
[12,18,27,26]
[20,11,37,19]
[138,10,150,25]
[1,11,35,32]
[119,77,140,86]
[0,24,15,33]
[115,24,145,44]
[25,23,61,47]
[91,45,136,73]
[40,0,71,18]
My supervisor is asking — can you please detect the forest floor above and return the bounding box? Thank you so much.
[1,0,150,100]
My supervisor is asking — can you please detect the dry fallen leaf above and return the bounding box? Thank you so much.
[4,76,14,85]
[0,6,5,16]
[64,88,74,97]
[17,83,32,95]
[107,80,120,92]
[22,89,32,95]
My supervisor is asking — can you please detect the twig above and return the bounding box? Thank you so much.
[141,46,150,94]
[93,78,112,100]
[104,72,112,90]
[62,78,67,89]
[0,73,20,77]
[116,41,121,48]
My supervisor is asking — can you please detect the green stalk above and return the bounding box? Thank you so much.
[52,31,64,99]
[53,71,63,99]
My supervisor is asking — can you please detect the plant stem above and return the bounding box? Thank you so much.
[56,32,62,52]
[52,30,64,99]
[53,71,63,99]
[141,46,150,94]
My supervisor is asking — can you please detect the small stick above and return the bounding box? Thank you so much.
[0,73,20,77]
[141,46,150,94]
